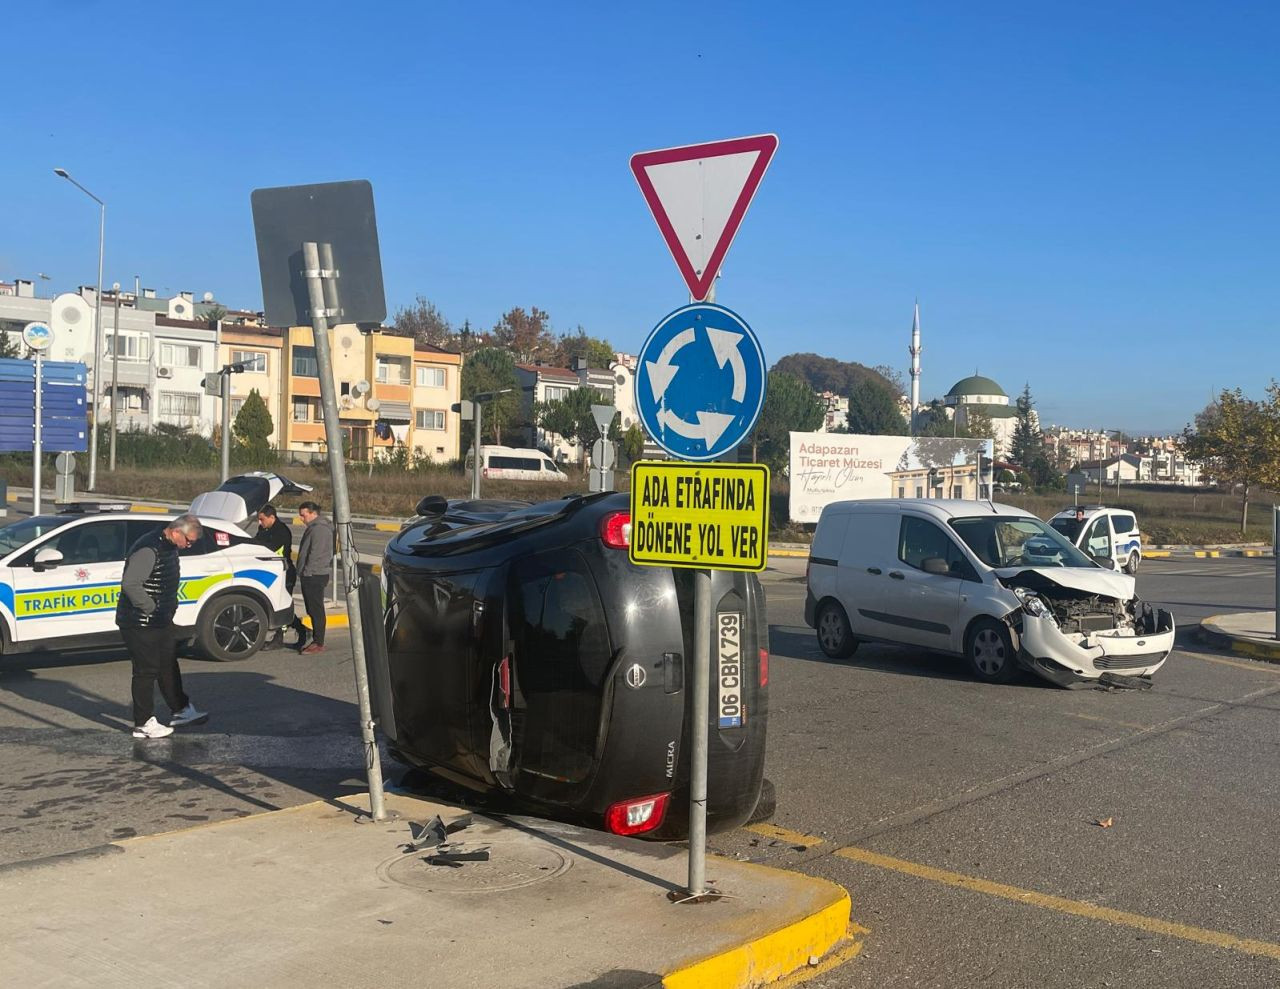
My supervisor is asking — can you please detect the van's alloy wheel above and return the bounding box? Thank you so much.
[966,618,1018,684]
[816,601,857,659]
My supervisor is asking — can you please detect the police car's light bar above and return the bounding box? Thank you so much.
[57,502,133,515]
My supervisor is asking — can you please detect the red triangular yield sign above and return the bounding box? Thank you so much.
[630,134,778,301]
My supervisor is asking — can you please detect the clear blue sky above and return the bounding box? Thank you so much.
[5,1,1277,434]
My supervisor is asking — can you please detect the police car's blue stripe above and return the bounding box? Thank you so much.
[234,568,279,588]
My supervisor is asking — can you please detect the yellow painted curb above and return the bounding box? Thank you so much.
[130,503,168,513]
[1238,549,1263,558]
[373,522,400,532]
[1193,550,1221,558]
[768,549,811,559]
[1143,550,1171,558]
[662,889,852,989]
[302,613,349,630]
[5,492,16,503]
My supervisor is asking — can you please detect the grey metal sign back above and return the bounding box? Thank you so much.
[250,180,387,328]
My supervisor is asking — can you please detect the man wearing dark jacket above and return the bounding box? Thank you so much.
[296,501,335,654]
[253,503,305,649]
[117,514,208,739]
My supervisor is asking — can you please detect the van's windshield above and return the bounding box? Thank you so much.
[950,516,1097,569]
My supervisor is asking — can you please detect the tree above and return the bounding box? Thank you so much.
[1180,385,1280,533]
[915,399,953,436]
[773,353,898,398]
[1013,383,1044,468]
[553,327,615,369]
[846,378,909,435]
[533,387,613,473]
[492,307,555,364]
[749,373,824,468]
[393,295,454,349]
[872,364,906,395]
[461,347,522,445]
[0,328,20,358]
[1009,384,1062,490]
[622,423,645,464]
[232,389,275,467]
[203,304,229,324]
[962,407,994,441]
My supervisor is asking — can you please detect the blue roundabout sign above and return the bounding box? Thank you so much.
[635,303,766,462]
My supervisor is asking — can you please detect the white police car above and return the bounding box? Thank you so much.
[1048,506,1144,574]
[0,501,295,662]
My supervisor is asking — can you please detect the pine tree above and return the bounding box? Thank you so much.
[232,389,275,467]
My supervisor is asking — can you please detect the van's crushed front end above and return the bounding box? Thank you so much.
[997,569,1175,687]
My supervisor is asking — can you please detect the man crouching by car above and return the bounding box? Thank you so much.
[117,514,209,739]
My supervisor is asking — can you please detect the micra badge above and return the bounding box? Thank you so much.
[625,664,647,689]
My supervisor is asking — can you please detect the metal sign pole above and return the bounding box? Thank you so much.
[109,293,120,472]
[687,567,712,897]
[220,370,231,483]
[302,240,387,822]
[1273,505,1279,642]
[472,402,482,500]
[33,350,43,517]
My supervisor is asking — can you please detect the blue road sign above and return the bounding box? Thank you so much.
[635,303,766,462]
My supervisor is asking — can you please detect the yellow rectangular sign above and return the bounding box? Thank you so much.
[629,461,771,572]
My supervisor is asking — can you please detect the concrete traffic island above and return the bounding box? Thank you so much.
[1,792,855,989]
[1198,611,1280,663]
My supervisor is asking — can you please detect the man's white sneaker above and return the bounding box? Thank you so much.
[132,717,175,739]
[170,703,208,728]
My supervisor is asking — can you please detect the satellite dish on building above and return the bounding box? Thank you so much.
[203,291,214,302]
[353,379,370,396]
[366,398,381,412]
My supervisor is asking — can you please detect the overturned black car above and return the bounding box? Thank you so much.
[376,492,769,839]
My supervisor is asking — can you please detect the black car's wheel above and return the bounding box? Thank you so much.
[1124,552,1140,575]
[815,600,857,659]
[965,618,1019,684]
[198,594,269,662]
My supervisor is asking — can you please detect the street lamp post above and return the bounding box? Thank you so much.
[109,283,121,471]
[53,168,105,491]
[454,389,513,499]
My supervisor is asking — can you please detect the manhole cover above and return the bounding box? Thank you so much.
[377,841,571,893]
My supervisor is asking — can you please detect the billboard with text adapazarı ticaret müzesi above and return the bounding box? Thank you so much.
[788,431,995,523]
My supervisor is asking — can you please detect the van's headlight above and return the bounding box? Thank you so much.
[1012,586,1054,622]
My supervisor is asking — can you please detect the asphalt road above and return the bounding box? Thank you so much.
[0,534,1277,987]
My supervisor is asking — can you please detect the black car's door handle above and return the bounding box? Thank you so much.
[866,567,882,575]
[889,571,905,580]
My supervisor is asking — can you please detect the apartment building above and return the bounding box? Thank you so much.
[219,326,284,447]
[279,325,418,462]
[412,345,462,462]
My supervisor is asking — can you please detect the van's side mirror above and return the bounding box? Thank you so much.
[921,557,950,576]
[1090,553,1116,570]
[33,548,64,572]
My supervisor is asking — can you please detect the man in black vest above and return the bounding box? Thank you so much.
[117,514,209,739]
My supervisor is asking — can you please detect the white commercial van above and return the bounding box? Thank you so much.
[804,499,1174,687]
[464,446,568,482]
